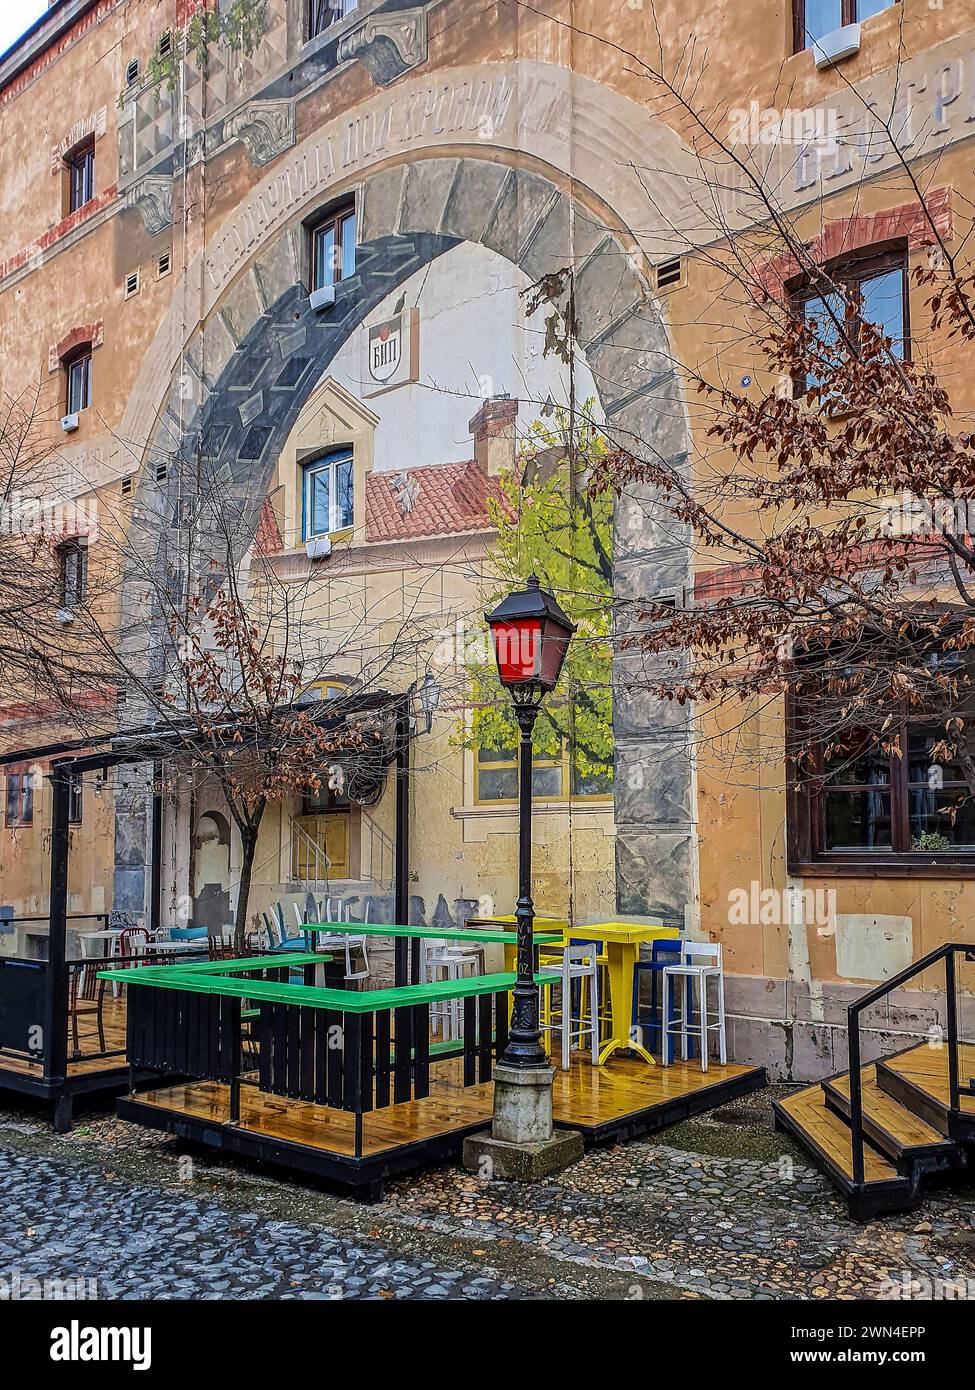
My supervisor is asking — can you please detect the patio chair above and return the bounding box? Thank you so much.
[263,909,304,953]
[295,898,369,983]
[68,962,106,1059]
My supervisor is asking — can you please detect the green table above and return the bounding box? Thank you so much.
[304,922,562,946]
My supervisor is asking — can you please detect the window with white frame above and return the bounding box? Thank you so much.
[302,449,354,539]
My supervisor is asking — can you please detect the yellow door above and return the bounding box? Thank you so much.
[291,814,351,881]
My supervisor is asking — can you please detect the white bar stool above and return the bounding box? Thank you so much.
[423,941,480,1038]
[661,941,727,1072]
[539,943,599,1071]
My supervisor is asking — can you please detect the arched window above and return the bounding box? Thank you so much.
[302,448,354,539]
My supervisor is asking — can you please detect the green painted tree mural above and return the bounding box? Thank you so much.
[462,402,614,797]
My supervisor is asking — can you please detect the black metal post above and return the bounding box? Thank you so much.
[847,1003,864,1188]
[500,696,547,1069]
[394,699,410,987]
[149,762,163,937]
[45,766,71,1088]
[946,949,960,1115]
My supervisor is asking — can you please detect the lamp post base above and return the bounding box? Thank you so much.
[462,1063,584,1182]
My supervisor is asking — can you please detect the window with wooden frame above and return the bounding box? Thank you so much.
[308,0,357,40]
[475,740,613,806]
[65,346,93,415]
[789,666,975,871]
[65,136,95,214]
[311,203,356,292]
[57,541,88,609]
[790,244,909,394]
[5,773,34,828]
[793,1,897,52]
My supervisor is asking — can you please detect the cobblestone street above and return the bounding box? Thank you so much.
[2,1087,973,1301]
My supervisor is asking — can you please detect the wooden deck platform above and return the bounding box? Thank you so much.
[118,1053,766,1198]
[0,997,129,1082]
[773,1040,975,1220]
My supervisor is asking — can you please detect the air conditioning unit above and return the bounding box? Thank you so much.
[305,535,332,561]
[813,23,861,68]
[309,284,336,312]
[56,608,75,626]
[61,413,79,433]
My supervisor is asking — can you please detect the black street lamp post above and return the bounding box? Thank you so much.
[485,576,576,1070]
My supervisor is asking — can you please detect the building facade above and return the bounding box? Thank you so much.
[1,0,974,1075]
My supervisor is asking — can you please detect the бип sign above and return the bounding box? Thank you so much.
[362,307,419,398]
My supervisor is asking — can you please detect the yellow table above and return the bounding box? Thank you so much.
[568,923,679,1065]
[488,918,678,1066]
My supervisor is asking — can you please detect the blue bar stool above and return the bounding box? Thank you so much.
[632,938,687,1061]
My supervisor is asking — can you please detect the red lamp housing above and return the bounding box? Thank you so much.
[485,576,576,693]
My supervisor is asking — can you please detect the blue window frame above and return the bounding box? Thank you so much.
[302,450,354,540]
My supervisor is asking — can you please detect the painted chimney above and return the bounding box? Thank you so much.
[469,395,519,477]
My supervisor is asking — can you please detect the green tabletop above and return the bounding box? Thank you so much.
[97,962,554,1014]
[161,952,332,974]
[304,921,562,946]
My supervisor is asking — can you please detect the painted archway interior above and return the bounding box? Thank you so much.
[135,151,695,924]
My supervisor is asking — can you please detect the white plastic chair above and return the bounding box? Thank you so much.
[661,941,727,1072]
[539,943,599,1070]
[294,897,369,982]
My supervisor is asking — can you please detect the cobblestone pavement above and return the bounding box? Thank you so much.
[0,1146,533,1301]
[1,1086,974,1300]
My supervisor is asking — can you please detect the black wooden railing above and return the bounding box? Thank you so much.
[848,942,975,1187]
[0,956,47,1061]
[124,974,512,1158]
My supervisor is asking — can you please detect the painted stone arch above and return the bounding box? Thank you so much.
[147,154,694,925]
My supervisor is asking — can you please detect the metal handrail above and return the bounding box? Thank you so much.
[361,814,395,891]
[847,941,975,1187]
[289,816,331,892]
